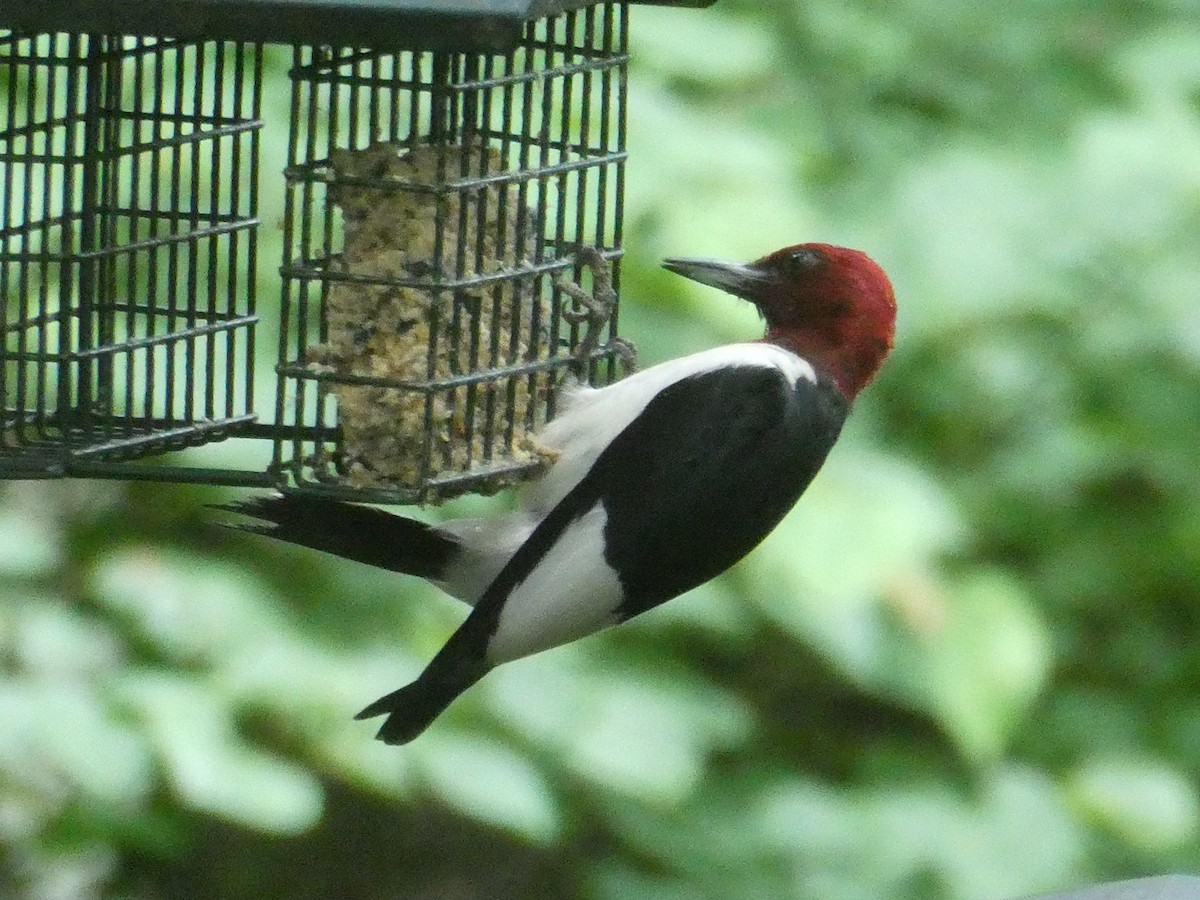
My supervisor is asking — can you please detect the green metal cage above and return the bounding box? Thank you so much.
[0,0,708,504]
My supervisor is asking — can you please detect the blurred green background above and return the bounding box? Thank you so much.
[3,1,1200,897]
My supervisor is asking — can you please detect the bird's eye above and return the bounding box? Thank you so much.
[786,247,824,272]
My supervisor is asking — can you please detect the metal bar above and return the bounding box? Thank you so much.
[552,12,571,268]
[423,50,454,483]
[72,34,110,435]
[5,298,247,333]
[9,409,256,437]
[514,23,544,431]
[291,52,623,93]
[578,5,598,196]
[281,249,618,295]
[541,11,568,375]
[67,411,258,457]
[475,50,500,462]
[68,313,258,360]
[143,38,165,427]
[294,45,320,473]
[345,40,361,152]
[0,35,174,67]
[0,114,260,162]
[363,49,379,142]
[494,43,523,441]
[609,1,627,381]
[273,44,301,480]
[12,34,38,442]
[97,32,124,434]
[124,35,146,436]
[387,50,403,142]
[12,34,36,443]
[225,42,244,425]
[163,39,184,429]
[0,35,14,428]
[243,43,263,426]
[573,6,595,374]
[596,1,613,255]
[182,41,204,429]
[406,49,421,142]
[0,207,250,242]
[277,343,616,391]
[11,227,266,265]
[451,52,482,468]
[204,40,224,424]
[260,456,545,507]
[316,45,338,476]
[284,139,626,190]
[35,35,60,437]
[63,460,278,487]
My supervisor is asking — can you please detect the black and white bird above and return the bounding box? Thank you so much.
[223,243,897,744]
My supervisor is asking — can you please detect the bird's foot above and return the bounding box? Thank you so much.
[608,336,638,372]
[555,245,624,375]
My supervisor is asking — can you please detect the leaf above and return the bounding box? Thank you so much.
[630,7,774,84]
[888,569,1052,761]
[489,653,752,804]
[415,733,561,845]
[749,449,964,680]
[926,765,1084,899]
[0,681,153,808]
[0,505,60,576]
[117,672,323,834]
[1070,755,1200,851]
[11,599,124,678]
[90,548,281,663]
[624,84,815,262]
[562,678,731,803]
[755,766,1083,899]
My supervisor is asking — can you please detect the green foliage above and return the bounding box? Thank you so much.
[3,1,1200,897]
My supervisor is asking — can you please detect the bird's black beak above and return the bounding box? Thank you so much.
[661,257,776,302]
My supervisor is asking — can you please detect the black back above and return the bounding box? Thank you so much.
[593,365,848,618]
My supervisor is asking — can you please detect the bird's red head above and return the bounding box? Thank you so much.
[662,243,896,398]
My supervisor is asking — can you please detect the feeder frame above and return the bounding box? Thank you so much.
[0,0,712,504]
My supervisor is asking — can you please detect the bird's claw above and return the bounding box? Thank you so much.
[555,245,626,376]
[560,301,598,326]
[608,337,638,370]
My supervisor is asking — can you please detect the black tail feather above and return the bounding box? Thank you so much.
[356,656,489,745]
[221,492,490,743]
[214,493,458,579]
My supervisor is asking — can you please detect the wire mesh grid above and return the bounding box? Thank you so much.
[0,1,629,504]
[274,2,629,503]
[0,34,262,481]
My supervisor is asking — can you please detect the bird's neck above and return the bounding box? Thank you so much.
[763,326,887,399]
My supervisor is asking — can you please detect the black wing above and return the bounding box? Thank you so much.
[591,364,848,619]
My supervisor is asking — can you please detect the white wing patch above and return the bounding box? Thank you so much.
[486,503,623,665]
[525,342,815,515]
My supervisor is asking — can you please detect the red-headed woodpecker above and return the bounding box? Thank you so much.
[224,243,896,744]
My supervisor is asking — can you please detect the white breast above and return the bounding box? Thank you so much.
[485,503,624,664]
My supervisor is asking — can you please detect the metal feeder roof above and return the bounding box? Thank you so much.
[0,0,716,51]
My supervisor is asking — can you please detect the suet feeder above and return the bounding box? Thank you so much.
[0,0,709,504]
